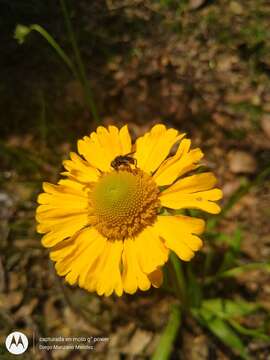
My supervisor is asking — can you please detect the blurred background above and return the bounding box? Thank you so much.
[0,0,270,359]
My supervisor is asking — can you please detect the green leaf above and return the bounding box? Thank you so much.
[193,308,249,359]
[213,228,243,274]
[202,298,259,319]
[216,228,242,252]
[192,298,268,358]
[217,251,237,275]
[205,262,270,285]
[151,305,182,360]
[229,319,270,342]
[220,262,270,278]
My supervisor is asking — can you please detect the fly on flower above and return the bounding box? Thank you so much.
[36,124,222,296]
[111,152,137,171]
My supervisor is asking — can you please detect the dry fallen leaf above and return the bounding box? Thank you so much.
[261,115,270,139]
[122,328,153,355]
[189,0,207,10]
[228,150,257,174]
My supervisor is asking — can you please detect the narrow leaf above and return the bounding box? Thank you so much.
[205,262,270,285]
[151,305,181,360]
[202,298,259,319]
[220,262,270,278]
[193,308,249,359]
[229,319,270,341]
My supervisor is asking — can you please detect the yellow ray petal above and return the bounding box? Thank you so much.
[53,228,97,276]
[57,178,88,191]
[36,206,86,220]
[177,138,191,156]
[154,139,191,177]
[36,180,89,247]
[37,212,88,233]
[153,138,203,186]
[119,125,132,154]
[134,124,185,174]
[134,227,169,274]
[77,231,107,288]
[37,193,88,210]
[52,228,107,288]
[77,125,132,172]
[57,229,123,297]
[40,220,88,248]
[95,240,124,296]
[152,216,204,261]
[122,238,151,294]
[45,180,87,193]
[160,186,223,214]
[49,238,76,262]
[164,172,218,194]
[62,152,100,183]
[37,181,88,209]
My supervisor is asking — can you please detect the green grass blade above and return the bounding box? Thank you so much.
[204,316,249,359]
[14,21,99,122]
[151,305,181,360]
[205,262,270,285]
[59,0,100,122]
[220,262,270,278]
[202,298,259,319]
[229,319,270,341]
[14,24,77,77]
[193,308,249,359]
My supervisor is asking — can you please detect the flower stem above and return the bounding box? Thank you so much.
[59,0,100,123]
[169,253,187,308]
[15,24,77,77]
[15,19,100,123]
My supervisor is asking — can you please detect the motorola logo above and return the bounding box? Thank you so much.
[5,331,29,355]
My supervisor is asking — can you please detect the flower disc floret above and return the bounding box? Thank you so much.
[88,169,160,240]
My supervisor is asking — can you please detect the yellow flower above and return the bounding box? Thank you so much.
[36,124,222,296]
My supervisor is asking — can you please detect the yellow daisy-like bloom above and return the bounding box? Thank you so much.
[36,124,222,296]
